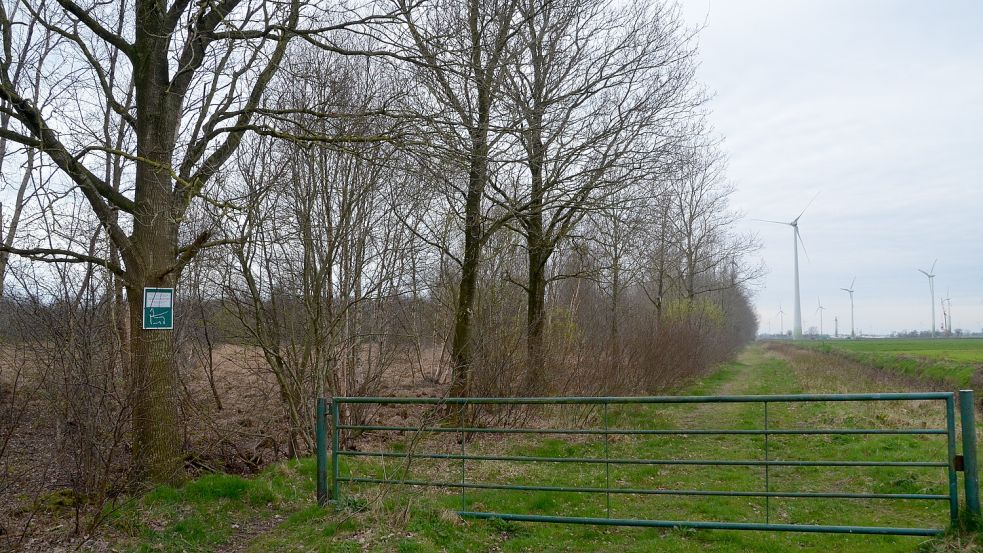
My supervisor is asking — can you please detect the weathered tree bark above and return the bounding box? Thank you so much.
[449,126,490,399]
[522,111,549,393]
[609,241,622,374]
[127,5,184,480]
[126,283,181,482]
[654,199,671,325]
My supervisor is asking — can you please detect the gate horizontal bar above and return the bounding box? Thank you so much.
[341,477,949,500]
[458,512,944,536]
[338,450,948,468]
[339,424,945,436]
[335,392,953,405]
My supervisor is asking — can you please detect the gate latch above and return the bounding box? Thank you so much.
[955,455,965,471]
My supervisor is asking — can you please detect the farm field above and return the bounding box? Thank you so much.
[829,339,983,364]
[100,344,981,552]
[793,338,983,388]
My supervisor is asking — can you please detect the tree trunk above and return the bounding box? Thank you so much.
[128,8,184,482]
[654,202,669,326]
[610,246,621,376]
[525,247,547,392]
[126,147,183,484]
[523,115,548,393]
[449,130,489,399]
[127,283,182,484]
[448,201,480,399]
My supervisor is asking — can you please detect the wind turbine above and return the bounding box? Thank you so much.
[755,194,817,340]
[942,288,952,335]
[816,296,825,337]
[840,277,856,339]
[777,305,785,336]
[917,260,937,338]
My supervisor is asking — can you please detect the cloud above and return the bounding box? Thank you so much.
[680,0,983,333]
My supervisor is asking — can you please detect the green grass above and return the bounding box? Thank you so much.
[830,339,983,363]
[793,338,983,387]
[104,460,332,552]
[107,346,980,552]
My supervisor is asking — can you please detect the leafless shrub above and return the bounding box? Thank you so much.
[0,266,131,545]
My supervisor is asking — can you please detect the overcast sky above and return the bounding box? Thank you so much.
[678,0,983,335]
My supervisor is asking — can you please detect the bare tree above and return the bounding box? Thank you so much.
[218,46,413,452]
[585,190,648,378]
[388,0,522,398]
[0,7,58,296]
[666,145,760,302]
[502,0,700,390]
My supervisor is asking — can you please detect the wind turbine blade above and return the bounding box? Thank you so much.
[751,218,791,226]
[930,259,937,274]
[850,276,856,290]
[796,227,810,261]
[918,269,930,277]
[792,192,820,224]
[840,288,850,293]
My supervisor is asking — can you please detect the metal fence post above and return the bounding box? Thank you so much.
[946,395,960,526]
[316,397,328,506]
[603,402,611,518]
[331,399,341,503]
[764,401,770,524]
[960,390,980,522]
[460,401,467,512]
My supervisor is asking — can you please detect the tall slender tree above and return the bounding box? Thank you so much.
[389,0,521,397]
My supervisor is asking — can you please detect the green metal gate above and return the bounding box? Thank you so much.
[316,391,981,536]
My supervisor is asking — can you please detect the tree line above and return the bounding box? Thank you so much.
[0,0,759,494]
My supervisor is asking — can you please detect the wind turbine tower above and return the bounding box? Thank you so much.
[840,277,856,338]
[816,297,825,337]
[917,260,937,338]
[778,305,785,336]
[942,288,952,335]
[756,195,817,340]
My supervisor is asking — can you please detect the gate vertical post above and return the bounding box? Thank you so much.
[460,401,467,512]
[316,397,328,506]
[763,401,770,524]
[946,394,960,526]
[331,399,341,504]
[603,402,611,518]
[960,390,981,522]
